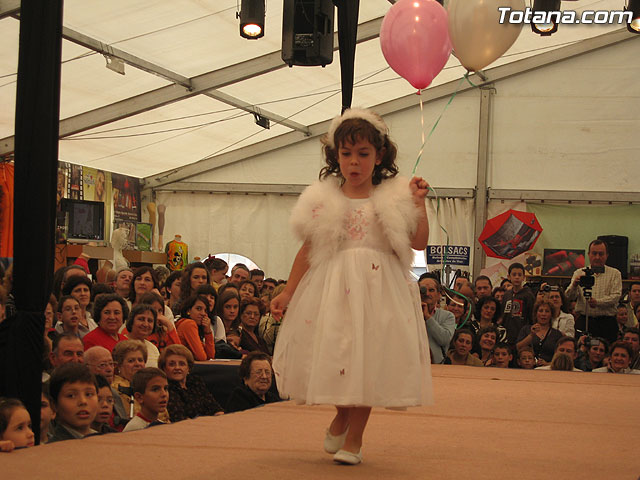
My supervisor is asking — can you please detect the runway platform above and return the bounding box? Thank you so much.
[5,365,639,479]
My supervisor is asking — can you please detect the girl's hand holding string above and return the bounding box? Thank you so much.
[271,291,292,322]
[409,176,430,205]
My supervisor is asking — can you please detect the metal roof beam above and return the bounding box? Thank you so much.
[0,16,384,155]
[145,28,636,189]
[0,0,19,20]
[489,189,640,203]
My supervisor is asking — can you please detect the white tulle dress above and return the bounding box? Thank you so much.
[273,197,433,408]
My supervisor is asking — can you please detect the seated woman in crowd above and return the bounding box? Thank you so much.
[176,263,210,313]
[226,352,280,413]
[125,304,160,367]
[159,344,224,422]
[536,284,575,337]
[164,271,182,313]
[128,267,174,321]
[239,298,269,354]
[444,329,484,366]
[238,279,259,302]
[592,341,640,374]
[195,284,226,342]
[471,296,506,342]
[516,299,564,367]
[259,284,286,355]
[575,337,608,371]
[445,292,472,329]
[83,293,129,352]
[61,275,98,337]
[175,294,215,361]
[216,290,241,334]
[112,339,147,420]
[471,325,498,366]
[203,256,228,292]
[138,292,181,352]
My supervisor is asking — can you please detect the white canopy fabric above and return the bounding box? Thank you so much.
[0,0,632,180]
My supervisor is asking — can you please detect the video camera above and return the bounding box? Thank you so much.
[540,284,560,293]
[578,266,604,298]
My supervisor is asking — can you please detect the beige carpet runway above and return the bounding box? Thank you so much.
[5,365,639,479]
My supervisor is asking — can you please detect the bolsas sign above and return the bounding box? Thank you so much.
[426,245,470,266]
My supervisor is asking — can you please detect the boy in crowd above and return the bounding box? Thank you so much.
[92,375,117,433]
[40,386,55,444]
[517,347,536,370]
[622,327,640,369]
[492,343,512,368]
[501,263,535,348]
[123,368,169,433]
[616,304,629,340]
[48,363,99,443]
[54,295,82,337]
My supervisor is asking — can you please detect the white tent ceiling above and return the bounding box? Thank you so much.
[0,0,634,180]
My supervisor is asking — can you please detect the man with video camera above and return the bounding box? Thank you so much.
[565,239,622,344]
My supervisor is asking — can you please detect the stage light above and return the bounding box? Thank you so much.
[627,0,640,33]
[531,0,561,36]
[238,0,265,39]
[253,112,270,129]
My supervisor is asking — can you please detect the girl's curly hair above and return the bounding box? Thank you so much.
[319,117,398,185]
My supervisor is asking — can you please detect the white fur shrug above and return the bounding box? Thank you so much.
[290,176,420,271]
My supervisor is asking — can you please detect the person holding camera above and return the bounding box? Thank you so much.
[565,240,622,345]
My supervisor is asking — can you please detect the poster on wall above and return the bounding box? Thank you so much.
[542,249,585,277]
[112,173,141,249]
[57,162,69,209]
[68,165,83,200]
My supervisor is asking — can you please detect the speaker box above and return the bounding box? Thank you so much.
[597,235,628,278]
[282,0,334,67]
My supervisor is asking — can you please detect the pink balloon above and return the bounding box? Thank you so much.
[380,0,452,90]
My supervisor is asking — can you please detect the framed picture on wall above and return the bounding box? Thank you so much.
[135,222,152,251]
[542,249,585,277]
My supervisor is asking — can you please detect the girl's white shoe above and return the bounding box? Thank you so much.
[323,427,349,454]
[333,449,362,465]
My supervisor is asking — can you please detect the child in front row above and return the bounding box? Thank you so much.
[518,347,536,370]
[492,343,513,368]
[123,368,169,433]
[0,398,35,452]
[48,363,99,443]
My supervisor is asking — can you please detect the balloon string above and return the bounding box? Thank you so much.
[463,71,479,88]
[411,75,466,177]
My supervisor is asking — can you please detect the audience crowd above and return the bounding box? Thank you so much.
[1,237,639,451]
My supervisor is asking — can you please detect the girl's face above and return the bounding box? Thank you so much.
[134,272,154,297]
[130,311,155,339]
[239,283,255,300]
[454,334,473,357]
[96,386,114,424]
[164,354,189,385]
[71,284,91,308]
[338,138,381,191]
[481,302,497,322]
[187,300,208,325]
[2,407,34,448]
[536,305,552,325]
[99,301,124,335]
[241,305,261,330]
[44,303,55,329]
[151,301,164,317]
[120,350,145,381]
[479,332,497,351]
[204,294,216,312]
[223,298,239,322]
[190,268,208,290]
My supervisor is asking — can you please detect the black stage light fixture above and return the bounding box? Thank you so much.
[253,112,270,129]
[627,0,640,33]
[531,0,561,36]
[282,0,334,67]
[238,0,265,39]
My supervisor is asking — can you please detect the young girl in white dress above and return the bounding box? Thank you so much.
[271,108,433,465]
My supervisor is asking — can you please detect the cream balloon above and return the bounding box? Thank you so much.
[448,0,524,72]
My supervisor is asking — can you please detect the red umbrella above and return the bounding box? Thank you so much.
[478,210,542,260]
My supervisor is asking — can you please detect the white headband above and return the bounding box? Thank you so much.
[326,108,388,149]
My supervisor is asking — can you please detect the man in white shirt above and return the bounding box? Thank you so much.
[565,240,622,344]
